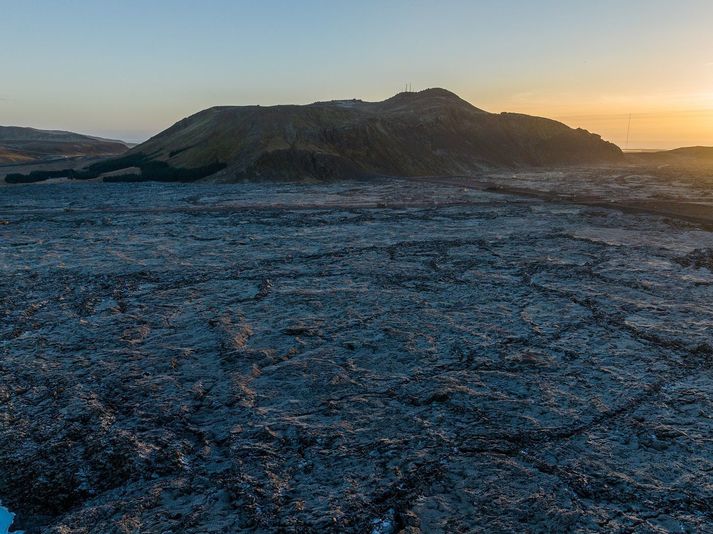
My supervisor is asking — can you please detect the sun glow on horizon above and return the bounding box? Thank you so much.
[471,85,713,150]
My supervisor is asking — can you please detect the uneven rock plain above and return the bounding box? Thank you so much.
[1,174,712,532]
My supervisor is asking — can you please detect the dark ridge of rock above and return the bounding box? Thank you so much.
[676,248,713,270]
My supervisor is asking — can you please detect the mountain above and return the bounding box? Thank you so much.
[85,88,621,182]
[0,126,129,164]
[3,89,623,183]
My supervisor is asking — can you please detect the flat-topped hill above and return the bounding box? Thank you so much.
[98,88,622,182]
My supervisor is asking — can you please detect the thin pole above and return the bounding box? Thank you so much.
[625,113,632,151]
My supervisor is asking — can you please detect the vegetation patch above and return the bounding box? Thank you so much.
[5,154,226,184]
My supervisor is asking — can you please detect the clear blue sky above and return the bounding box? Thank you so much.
[1,0,711,148]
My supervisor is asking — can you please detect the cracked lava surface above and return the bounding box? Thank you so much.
[1,178,712,532]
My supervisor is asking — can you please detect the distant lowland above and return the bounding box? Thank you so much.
[2,88,711,184]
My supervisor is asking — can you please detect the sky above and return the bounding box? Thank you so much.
[0,0,711,149]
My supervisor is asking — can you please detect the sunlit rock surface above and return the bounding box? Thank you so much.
[0,179,712,532]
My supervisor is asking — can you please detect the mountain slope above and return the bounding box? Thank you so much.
[0,126,129,164]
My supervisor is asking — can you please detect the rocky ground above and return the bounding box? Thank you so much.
[1,176,712,533]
